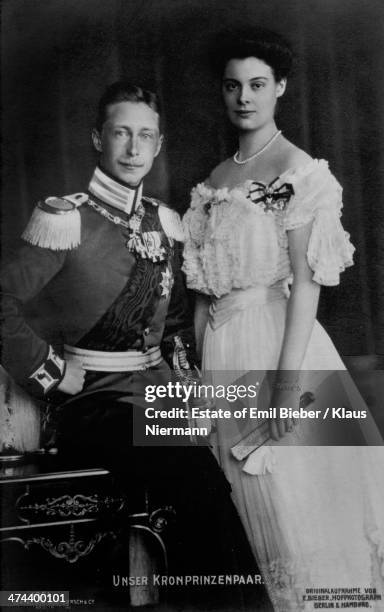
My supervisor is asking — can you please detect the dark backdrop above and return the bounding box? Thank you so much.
[2,0,384,357]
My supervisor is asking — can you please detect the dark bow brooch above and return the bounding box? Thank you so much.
[248,179,294,212]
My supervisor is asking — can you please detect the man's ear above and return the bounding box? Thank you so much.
[92,128,102,153]
[155,134,164,158]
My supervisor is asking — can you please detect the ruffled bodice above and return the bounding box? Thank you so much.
[182,159,355,298]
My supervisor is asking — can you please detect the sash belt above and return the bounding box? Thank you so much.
[64,344,162,372]
[209,282,288,330]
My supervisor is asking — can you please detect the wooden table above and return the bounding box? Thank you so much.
[0,454,175,606]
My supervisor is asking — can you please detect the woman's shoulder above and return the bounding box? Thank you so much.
[207,158,233,189]
[283,162,343,233]
[277,140,313,174]
[276,142,340,197]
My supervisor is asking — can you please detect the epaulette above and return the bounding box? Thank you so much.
[21,193,88,250]
[143,197,184,242]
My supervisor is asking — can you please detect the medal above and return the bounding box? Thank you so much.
[159,266,174,298]
[87,199,167,261]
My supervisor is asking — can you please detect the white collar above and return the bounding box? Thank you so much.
[88,166,143,214]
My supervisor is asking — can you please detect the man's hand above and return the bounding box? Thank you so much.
[57,357,86,395]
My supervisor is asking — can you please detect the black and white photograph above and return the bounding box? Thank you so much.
[1,1,384,610]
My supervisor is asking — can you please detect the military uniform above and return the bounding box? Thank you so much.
[0,166,265,590]
[1,166,191,398]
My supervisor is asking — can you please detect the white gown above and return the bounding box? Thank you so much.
[182,160,384,611]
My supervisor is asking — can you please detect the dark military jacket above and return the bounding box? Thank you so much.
[0,167,191,399]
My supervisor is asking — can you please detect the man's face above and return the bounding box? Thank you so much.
[92,101,163,186]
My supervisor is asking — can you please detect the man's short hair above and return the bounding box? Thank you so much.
[96,81,162,132]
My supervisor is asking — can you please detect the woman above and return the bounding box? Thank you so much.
[182,29,384,611]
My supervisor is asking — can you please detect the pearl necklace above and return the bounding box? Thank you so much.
[233,130,282,165]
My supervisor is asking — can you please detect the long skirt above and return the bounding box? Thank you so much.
[203,284,384,611]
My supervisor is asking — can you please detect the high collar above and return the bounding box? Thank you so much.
[88,166,143,215]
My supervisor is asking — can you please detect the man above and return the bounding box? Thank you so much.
[0,81,268,608]
[2,82,184,398]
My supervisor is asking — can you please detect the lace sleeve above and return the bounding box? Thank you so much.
[284,160,355,286]
[181,183,211,294]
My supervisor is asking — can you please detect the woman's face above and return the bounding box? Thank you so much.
[222,56,286,131]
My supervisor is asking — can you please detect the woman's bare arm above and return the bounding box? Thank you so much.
[270,221,320,439]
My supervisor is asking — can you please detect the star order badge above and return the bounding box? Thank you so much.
[160,266,174,298]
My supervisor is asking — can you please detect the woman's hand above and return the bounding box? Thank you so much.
[57,357,86,395]
[269,387,300,440]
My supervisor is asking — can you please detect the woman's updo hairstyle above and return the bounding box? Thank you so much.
[213,27,293,82]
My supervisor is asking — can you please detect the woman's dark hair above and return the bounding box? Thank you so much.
[96,80,162,132]
[213,28,293,82]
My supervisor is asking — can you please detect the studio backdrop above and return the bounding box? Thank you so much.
[2,0,384,356]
